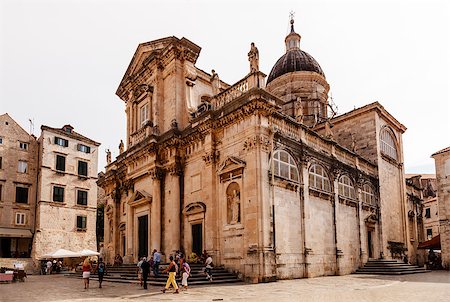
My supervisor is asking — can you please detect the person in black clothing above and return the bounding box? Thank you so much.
[96,258,106,288]
[140,257,151,289]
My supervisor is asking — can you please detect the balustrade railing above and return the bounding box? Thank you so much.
[211,71,265,109]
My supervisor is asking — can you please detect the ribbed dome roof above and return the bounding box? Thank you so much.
[267,49,325,84]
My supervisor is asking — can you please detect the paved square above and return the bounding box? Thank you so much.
[0,272,449,302]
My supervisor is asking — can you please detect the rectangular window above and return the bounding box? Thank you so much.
[78,161,88,177]
[0,157,2,169]
[76,215,87,230]
[56,155,66,172]
[18,160,28,173]
[19,142,28,150]
[54,137,69,147]
[0,137,3,144]
[0,183,3,201]
[15,186,29,204]
[15,213,26,225]
[140,104,149,127]
[426,228,433,240]
[77,190,88,206]
[53,186,65,202]
[77,144,91,153]
[425,208,431,218]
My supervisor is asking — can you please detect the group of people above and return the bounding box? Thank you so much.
[136,249,213,293]
[81,257,106,289]
[42,259,62,275]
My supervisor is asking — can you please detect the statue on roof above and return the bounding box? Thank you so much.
[119,140,124,154]
[248,42,259,73]
[106,149,112,165]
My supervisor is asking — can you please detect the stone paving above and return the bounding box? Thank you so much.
[0,272,449,302]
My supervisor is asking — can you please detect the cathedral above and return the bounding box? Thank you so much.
[98,19,409,282]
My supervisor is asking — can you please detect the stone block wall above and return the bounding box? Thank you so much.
[433,148,450,268]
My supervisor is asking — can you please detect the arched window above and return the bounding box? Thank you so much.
[362,184,376,205]
[338,175,356,199]
[380,128,398,160]
[309,164,331,192]
[272,150,299,182]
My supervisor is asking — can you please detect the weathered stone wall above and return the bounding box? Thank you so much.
[328,110,378,163]
[273,186,304,279]
[433,148,450,269]
[0,114,38,235]
[335,199,360,275]
[33,128,99,261]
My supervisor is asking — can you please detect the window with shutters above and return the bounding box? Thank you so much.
[54,137,69,147]
[19,142,28,150]
[77,144,91,153]
[15,213,26,225]
[56,155,66,172]
[78,161,88,177]
[140,104,149,127]
[15,186,29,204]
[53,186,65,202]
[18,160,28,173]
[77,190,88,206]
[77,215,87,230]
[309,164,331,192]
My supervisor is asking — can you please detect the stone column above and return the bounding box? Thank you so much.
[126,203,134,262]
[150,168,162,252]
[166,165,181,255]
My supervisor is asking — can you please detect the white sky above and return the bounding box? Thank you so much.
[1,0,449,174]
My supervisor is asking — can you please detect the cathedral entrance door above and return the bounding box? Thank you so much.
[192,223,202,256]
[138,215,149,257]
[367,230,373,258]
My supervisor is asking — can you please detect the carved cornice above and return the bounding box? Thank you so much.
[202,150,220,166]
[167,164,182,176]
[149,167,164,180]
[242,135,270,152]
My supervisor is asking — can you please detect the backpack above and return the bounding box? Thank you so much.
[98,263,105,273]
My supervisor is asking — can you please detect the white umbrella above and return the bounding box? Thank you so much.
[79,249,100,256]
[42,248,81,258]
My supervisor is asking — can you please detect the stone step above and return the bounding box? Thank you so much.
[355,259,431,275]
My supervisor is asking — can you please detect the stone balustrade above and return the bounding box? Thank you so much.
[130,124,151,146]
[211,71,266,109]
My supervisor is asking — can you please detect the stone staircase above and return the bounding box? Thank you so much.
[355,259,431,275]
[73,262,242,286]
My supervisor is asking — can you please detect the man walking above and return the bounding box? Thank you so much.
[96,258,106,288]
[153,249,161,277]
[140,257,151,290]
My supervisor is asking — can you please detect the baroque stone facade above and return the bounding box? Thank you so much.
[99,20,410,281]
[432,146,450,269]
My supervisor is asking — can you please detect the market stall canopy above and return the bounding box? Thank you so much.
[79,249,100,256]
[42,249,81,258]
[418,234,441,249]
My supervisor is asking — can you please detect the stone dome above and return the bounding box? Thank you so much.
[267,19,325,85]
[267,49,325,84]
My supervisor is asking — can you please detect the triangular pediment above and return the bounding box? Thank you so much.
[218,156,246,175]
[119,36,177,87]
[128,190,152,206]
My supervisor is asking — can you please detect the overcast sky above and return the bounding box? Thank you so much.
[1,0,449,174]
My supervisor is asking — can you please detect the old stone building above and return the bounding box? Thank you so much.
[0,113,38,269]
[32,125,100,261]
[99,19,410,281]
[432,146,450,269]
[420,175,439,240]
[404,175,425,265]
